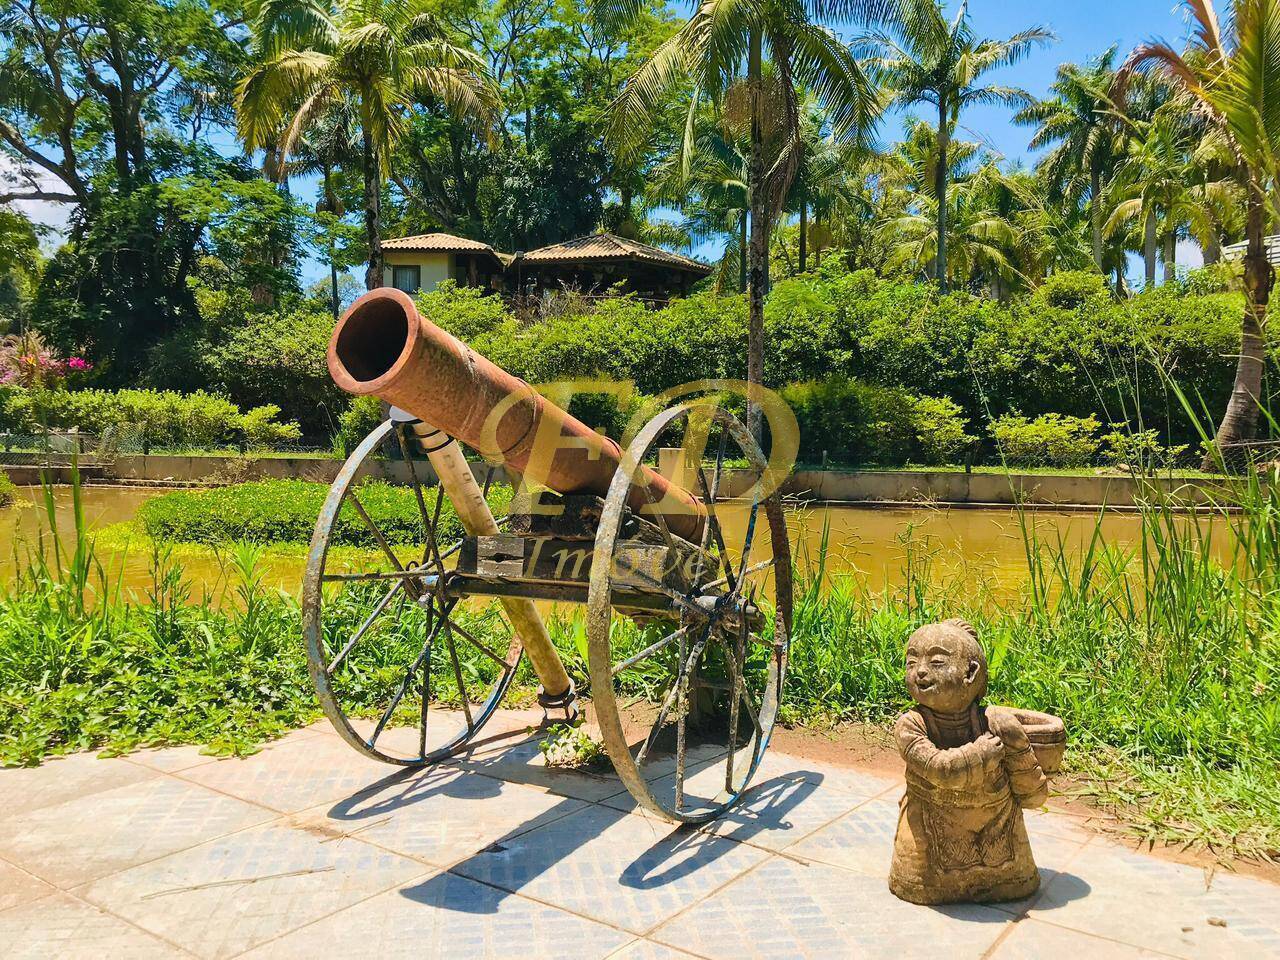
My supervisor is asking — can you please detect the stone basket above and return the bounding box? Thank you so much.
[1010,708,1067,775]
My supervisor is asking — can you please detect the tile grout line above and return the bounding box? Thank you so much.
[640,849,780,943]
[219,865,440,960]
[47,884,205,959]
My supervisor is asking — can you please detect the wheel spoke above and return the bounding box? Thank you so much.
[733,497,761,595]
[326,580,404,676]
[724,608,750,791]
[368,614,447,749]
[694,434,738,594]
[611,625,688,676]
[702,558,773,592]
[443,615,515,670]
[636,626,711,769]
[675,622,690,810]
[442,621,474,730]
[349,492,413,585]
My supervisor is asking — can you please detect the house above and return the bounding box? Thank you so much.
[378,230,713,303]
[512,233,713,302]
[381,233,510,294]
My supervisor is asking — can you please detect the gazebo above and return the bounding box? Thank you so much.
[512,233,712,303]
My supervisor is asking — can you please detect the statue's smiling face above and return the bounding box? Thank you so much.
[905,630,983,713]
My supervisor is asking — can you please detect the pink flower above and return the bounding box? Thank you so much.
[67,357,91,372]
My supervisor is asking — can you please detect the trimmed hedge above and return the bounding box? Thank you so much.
[1,388,301,449]
[138,479,513,547]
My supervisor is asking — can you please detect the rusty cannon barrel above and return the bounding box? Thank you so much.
[327,287,707,542]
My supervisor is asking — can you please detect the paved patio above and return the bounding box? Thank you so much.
[1,709,1277,959]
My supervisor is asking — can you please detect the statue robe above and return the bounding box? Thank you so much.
[889,704,1045,905]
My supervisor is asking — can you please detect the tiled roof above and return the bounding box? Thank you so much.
[382,233,506,260]
[520,233,713,275]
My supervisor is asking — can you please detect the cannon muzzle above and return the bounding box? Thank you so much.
[327,287,706,542]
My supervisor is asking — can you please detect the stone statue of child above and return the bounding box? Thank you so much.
[888,618,1057,905]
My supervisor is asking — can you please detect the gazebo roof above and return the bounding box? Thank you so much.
[382,232,510,267]
[520,233,713,276]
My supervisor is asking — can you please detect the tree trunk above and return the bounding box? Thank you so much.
[746,26,767,440]
[1089,163,1104,272]
[1143,205,1157,288]
[362,127,383,292]
[798,199,808,274]
[1204,189,1272,468]
[1204,226,1222,265]
[935,97,949,290]
[1163,228,1176,285]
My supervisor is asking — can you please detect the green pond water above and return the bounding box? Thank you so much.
[0,485,1172,602]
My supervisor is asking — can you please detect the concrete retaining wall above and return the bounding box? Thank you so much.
[2,453,1230,509]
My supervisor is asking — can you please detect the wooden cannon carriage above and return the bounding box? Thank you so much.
[303,288,791,821]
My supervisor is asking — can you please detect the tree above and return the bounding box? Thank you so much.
[1014,48,1119,274]
[1103,107,1202,287]
[238,0,498,289]
[1119,0,1280,457]
[861,0,1052,289]
[606,0,880,433]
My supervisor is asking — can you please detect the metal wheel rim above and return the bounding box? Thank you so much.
[302,419,521,766]
[586,401,793,822]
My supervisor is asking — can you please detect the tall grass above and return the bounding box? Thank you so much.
[0,469,1276,858]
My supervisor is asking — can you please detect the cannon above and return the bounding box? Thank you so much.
[303,287,792,821]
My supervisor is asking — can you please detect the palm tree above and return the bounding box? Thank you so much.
[1013,48,1119,274]
[286,97,361,318]
[237,0,497,290]
[1118,0,1280,457]
[861,0,1052,289]
[1103,107,1200,287]
[883,161,1022,291]
[606,0,881,434]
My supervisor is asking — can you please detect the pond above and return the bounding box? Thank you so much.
[0,484,1169,602]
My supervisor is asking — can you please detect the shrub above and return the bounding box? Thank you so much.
[907,395,975,464]
[1100,427,1189,472]
[990,413,1101,468]
[138,478,513,547]
[0,472,15,507]
[1,388,301,450]
[1033,270,1110,311]
[780,377,971,466]
[332,396,385,456]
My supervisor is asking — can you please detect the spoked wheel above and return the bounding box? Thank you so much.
[586,401,793,822]
[302,419,522,766]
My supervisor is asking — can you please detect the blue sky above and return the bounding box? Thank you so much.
[940,0,1193,166]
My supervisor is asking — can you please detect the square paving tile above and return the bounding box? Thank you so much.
[652,855,1011,960]
[644,754,881,851]
[991,918,1180,958]
[0,752,157,818]
[296,764,585,868]
[0,776,274,887]
[240,868,632,959]
[1029,842,1280,959]
[451,803,770,934]
[455,733,635,803]
[78,823,426,960]
[0,891,187,959]
[786,796,900,875]
[177,730,399,813]
[0,858,55,911]
[606,939,703,959]
[122,744,222,774]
